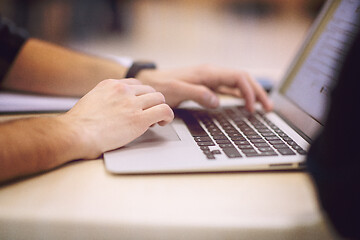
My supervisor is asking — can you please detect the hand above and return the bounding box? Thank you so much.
[137,65,273,112]
[58,79,174,159]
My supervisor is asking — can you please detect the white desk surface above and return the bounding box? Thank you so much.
[0,157,337,240]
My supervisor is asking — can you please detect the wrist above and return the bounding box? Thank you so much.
[56,114,101,160]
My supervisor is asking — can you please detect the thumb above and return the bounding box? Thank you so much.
[173,81,219,108]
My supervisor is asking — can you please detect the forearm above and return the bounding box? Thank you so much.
[1,38,128,96]
[0,115,91,183]
[0,78,174,184]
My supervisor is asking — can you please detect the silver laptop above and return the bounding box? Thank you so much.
[104,0,360,174]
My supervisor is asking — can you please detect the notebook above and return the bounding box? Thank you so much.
[104,0,360,174]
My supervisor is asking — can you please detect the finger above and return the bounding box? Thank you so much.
[142,103,174,126]
[129,84,156,96]
[157,120,170,126]
[96,78,141,90]
[215,86,242,98]
[232,72,256,113]
[172,81,219,108]
[137,92,166,110]
[204,67,271,112]
[196,67,255,111]
[245,73,273,112]
[119,78,142,85]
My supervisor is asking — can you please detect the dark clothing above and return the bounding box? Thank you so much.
[0,16,29,82]
[307,31,360,238]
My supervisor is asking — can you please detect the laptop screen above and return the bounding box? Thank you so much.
[279,0,360,125]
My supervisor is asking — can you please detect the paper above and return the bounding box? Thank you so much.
[0,91,79,113]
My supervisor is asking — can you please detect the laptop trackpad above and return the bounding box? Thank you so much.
[126,124,180,147]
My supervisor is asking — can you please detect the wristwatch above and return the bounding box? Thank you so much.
[124,61,157,78]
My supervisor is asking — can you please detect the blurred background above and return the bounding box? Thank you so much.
[0,0,325,82]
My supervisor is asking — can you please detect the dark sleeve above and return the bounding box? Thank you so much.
[0,16,29,82]
[306,32,360,239]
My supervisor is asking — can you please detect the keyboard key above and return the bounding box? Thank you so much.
[225,129,240,134]
[213,135,228,140]
[282,136,293,142]
[219,143,235,148]
[202,150,212,154]
[268,139,285,145]
[211,132,226,137]
[247,134,262,140]
[242,130,256,135]
[253,142,270,148]
[228,132,243,137]
[258,147,275,152]
[208,128,222,134]
[257,129,272,134]
[238,144,254,149]
[245,153,261,157]
[201,148,216,159]
[250,139,266,144]
[223,148,242,158]
[230,136,246,141]
[277,148,296,155]
[194,136,212,142]
[296,149,307,155]
[211,150,222,155]
[215,139,232,144]
[291,144,306,152]
[233,140,251,145]
[242,149,258,155]
[223,126,235,131]
[265,136,281,141]
[278,132,289,138]
[273,143,289,149]
[197,141,215,146]
[206,154,216,160]
[286,140,297,146]
[261,132,277,137]
[260,152,278,156]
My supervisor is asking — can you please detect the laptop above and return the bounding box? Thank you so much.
[104,0,360,174]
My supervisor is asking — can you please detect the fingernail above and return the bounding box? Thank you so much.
[246,104,254,113]
[209,95,219,107]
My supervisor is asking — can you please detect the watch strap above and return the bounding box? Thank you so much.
[125,61,157,78]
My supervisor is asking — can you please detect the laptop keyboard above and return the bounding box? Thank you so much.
[176,106,307,160]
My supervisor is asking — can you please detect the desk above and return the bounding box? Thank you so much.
[0,158,336,239]
[0,115,336,240]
